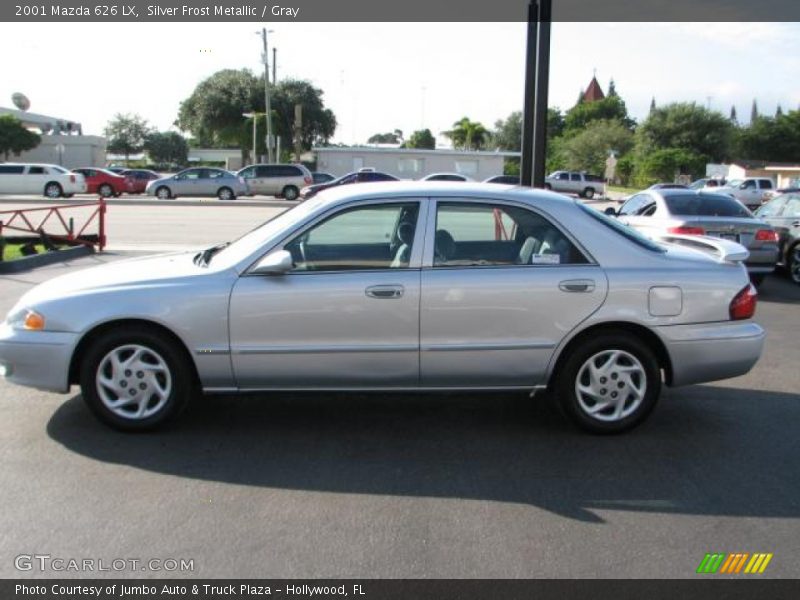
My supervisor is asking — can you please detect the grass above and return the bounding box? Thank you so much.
[1,243,50,262]
[606,184,640,196]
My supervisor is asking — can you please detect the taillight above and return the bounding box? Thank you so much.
[729,284,757,320]
[755,229,779,242]
[69,175,76,183]
[668,226,705,235]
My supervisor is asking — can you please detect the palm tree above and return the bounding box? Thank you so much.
[444,117,489,151]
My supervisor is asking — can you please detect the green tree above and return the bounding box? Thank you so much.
[104,113,153,164]
[368,132,402,144]
[177,69,259,148]
[750,99,759,123]
[270,79,337,153]
[737,110,800,162]
[143,131,189,166]
[493,108,563,152]
[444,117,489,151]
[635,102,734,163]
[564,95,635,133]
[561,119,634,175]
[403,129,436,149]
[635,148,706,186]
[0,115,40,161]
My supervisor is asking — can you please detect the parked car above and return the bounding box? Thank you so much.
[754,192,800,284]
[484,175,520,185]
[300,170,399,200]
[236,163,313,200]
[606,189,779,285]
[689,178,726,190]
[421,173,472,182]
[145,168,248,200]
[0,182,764,434]
[72,168,127,197]
[544,171,604,199]
[647,183,689,190]
[0,163,86,198]
[120,169,160,194]
[312,172,336,185]
[106,167,128,175]
[716,177,775,211]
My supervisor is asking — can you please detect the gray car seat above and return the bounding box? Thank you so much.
[391,221,416,268]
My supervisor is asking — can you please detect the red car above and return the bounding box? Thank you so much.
[120,169,161,194]
[72,168,127,197]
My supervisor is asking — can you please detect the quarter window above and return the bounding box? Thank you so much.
[28,167,45,175]
[284,203,420,272]
[433,202,587,267]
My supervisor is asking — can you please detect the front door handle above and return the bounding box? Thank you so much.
[559,279,596,293]
[365,284,404,299]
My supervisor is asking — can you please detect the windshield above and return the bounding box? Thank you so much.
[578,203,665,253]
[666,193,751,217]
[205,197,325,270]
[50,165,69,174]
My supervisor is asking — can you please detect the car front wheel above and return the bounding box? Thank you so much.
[99,184,114,198]
[155,186,171,200]
[788,243,800,285]
[217,186,235,200]
[79,327,196,431]
[556,331,661,434]
[44,182,63,198]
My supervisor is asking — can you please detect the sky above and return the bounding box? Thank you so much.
[1,22,799,147]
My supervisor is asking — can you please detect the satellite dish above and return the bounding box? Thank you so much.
[12,92,30,111]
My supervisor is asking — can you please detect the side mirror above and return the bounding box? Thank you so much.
[251,250,294,275]
[604,207,618,217]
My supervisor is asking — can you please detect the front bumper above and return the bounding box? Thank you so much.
[657,321,765,387]
[0,322,77,393]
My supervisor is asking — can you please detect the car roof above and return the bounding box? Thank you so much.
[309,180,573,210]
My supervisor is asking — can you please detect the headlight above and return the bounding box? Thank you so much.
[7,308,46,331]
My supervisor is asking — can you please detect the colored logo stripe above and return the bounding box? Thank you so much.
[697,552,773,574]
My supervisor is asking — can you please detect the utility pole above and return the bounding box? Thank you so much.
[273,47,277,84]
[521,0,552,188]
[260,28,274,163]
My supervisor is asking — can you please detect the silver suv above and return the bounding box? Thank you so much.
[237,164,312,200]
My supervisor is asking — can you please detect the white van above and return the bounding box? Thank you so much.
[0,163,87,198]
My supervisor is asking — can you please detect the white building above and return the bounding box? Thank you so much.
[314,147,519,180]
[0,106,105,168]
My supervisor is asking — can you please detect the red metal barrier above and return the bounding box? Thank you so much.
[0,198,106,251]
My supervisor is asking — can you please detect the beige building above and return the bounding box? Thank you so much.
[314,147,518,181]
[0,106,105,168]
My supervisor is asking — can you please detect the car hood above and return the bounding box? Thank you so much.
[13,252,209,310]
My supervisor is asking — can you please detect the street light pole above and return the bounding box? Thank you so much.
[243,112,257,164]
[260,28,274,163]
[273,47,277,84]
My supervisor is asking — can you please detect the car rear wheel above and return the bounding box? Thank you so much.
[155,186,171,200]
[788,243,800,285]
[556,332,661,434]
[79,327,196,431]
[583,187,595,199]
[44,182,63,198]
[99,184,114,198]
[282,185,299,201]
[217,187,235,200]
[544,183,552,190]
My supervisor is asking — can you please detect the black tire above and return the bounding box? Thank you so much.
[787,242,800,285]
[79,326,196,432]
[544,183,552,190]
[282,185,299,201]
[99,184,114,198]
[555,331,661,434]
[583,187,595,199]
[44,182,63,199]
[155,186,172,200]
[217,186,235,201]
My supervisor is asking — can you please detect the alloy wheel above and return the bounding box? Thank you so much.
[95,344,172,420]
[575,349,647,422]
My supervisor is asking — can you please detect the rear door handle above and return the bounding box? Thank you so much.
[792,221,800,228]
[559,279,596,293]
[365,284,404,299]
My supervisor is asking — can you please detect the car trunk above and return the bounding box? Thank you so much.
[675,216,766,250]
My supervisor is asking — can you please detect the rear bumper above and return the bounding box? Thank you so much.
[0,322,76,393]
[745,246,779,274]
[657,321,765,387]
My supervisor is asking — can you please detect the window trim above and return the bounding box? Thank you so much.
[422,197,596,270]
[243,197,430,276]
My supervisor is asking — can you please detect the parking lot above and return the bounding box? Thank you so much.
[0,198,798,578]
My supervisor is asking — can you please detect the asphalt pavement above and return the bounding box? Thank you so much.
[0,201,797,579]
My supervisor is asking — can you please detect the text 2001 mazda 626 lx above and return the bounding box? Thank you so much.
[0,182,765,433]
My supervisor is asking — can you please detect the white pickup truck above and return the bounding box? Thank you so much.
[715,177,775,211]
[544,171,605,199]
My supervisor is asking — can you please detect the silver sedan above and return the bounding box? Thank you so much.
[608,189,779,285]
[145,167,249,200]
[0,182,765,433]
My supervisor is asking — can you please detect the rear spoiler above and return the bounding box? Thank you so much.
[656,234,750,264]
